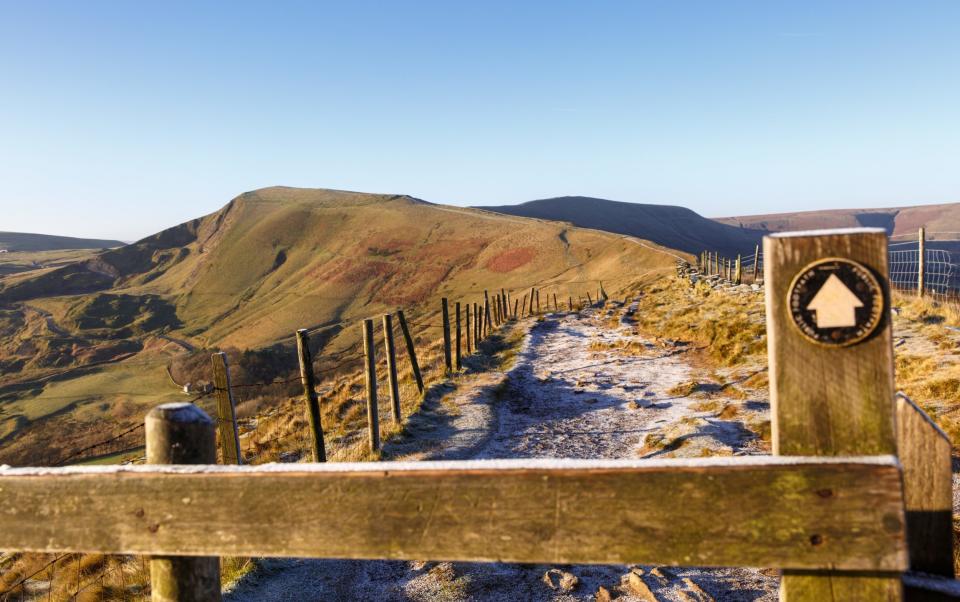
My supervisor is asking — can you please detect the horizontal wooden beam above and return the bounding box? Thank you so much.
[0,456,907,571]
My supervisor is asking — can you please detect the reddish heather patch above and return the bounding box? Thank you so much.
[486,247,536,273]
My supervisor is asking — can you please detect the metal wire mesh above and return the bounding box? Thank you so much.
[889,241,959,301]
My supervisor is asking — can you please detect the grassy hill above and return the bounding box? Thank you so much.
[0,231,124,252]
[0,186,680,464]
[481,196,766,257]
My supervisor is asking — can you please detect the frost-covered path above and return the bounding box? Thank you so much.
[226,303,775,601]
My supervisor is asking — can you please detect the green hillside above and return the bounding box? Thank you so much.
[0,186,681,465]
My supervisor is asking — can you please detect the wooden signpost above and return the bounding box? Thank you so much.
[765,228,901,600]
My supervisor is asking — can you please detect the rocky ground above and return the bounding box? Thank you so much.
[225,301,778,601]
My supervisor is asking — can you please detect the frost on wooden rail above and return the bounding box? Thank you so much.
[0,456,906,571]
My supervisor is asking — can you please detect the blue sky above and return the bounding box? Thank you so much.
[1,1,958,240]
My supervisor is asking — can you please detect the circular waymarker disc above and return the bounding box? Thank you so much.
[787,257,885,347]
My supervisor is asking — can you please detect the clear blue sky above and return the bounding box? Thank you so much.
[2,1,958,240]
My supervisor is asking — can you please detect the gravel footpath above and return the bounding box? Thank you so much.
[225,304,776,601]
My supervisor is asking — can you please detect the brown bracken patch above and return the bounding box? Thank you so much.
[485,247,536,273]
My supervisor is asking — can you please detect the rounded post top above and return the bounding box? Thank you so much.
[147,402,213,425]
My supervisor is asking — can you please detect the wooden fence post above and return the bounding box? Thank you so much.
[764,228,902,600]
[536,289,540,313]
[752,244,760,282]
[473,303,483,342]
[735,254,742,284]
[528,287,535,314]
[146,403,221,602]
[455,302,462,371]
[361,319,380,453]
[382,315,402,423]
[501,289,508,319]
[586,292,592,306]
[210,352,241,465]
[896,393,954,577]
[484,291,492,336]
[465,304,472,354]
[568,296,573,311]
[918,226,926,298]
[396,310,424,394]
[295,329,326,462]
[441,298,452,372]
[521,294,528,318]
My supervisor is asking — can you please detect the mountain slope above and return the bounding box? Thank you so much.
[0,232,124,252]
[480,196,766,256]
[0,186,680,464]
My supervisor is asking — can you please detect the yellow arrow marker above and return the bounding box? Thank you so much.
[806,273,864,328]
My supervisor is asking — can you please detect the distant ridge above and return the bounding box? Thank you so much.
[0,231,124,252]
[479,196,766,256]
[716,201,960,238]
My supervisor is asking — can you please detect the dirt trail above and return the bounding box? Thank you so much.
[225,303,775,601]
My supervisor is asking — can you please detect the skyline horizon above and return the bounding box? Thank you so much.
[4,185,958,242]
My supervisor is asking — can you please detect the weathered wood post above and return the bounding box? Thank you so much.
[528,287,535,314]
[210,352,241,465]
[734,254,742,285]
[521,294,528,318]
[896,393,954,577]
[473,302,480,342]
[752,244,760,281]
[484,291,492,336]
[586,292,592,306]
[441,298,452,372]
[553,293,558,311]
[361,319,380,452]
[536,289,541,313]
[918,226,926,298]
[764,228,902,600]
[513,299,519,319]
[568,296,573,311]
[465,303,472,354]
[501,289,508,319]
[146,403,221,601]
[382,315,402,423]
[295,329,326,462]
[396,310,424,394]
[454,302,462,371]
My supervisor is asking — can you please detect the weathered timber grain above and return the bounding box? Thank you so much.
[210,352,241,465]
[521,294,528,318]
[441,298,452,372]
[296,329,326,462]
[382,315,402,423]
[765,228,902,600]
[396,311,424,394]
[0,457,906,571]
[145,404,221,602]
[362,319,380,452]
[513,299,519,319]
[896,393,954,576]
[753,244,760,281]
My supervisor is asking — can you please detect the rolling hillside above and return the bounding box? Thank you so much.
[0,231,123,252]
[481,196,766,257]
[0,186,680,464]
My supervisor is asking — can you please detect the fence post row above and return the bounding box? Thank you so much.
[296,329,327,462]
[382,315,402,424]
[765,228,902,600]
[396,310,424,394]
[210,352,241,465]
[146,403,222,601]
[361,319,380,453]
